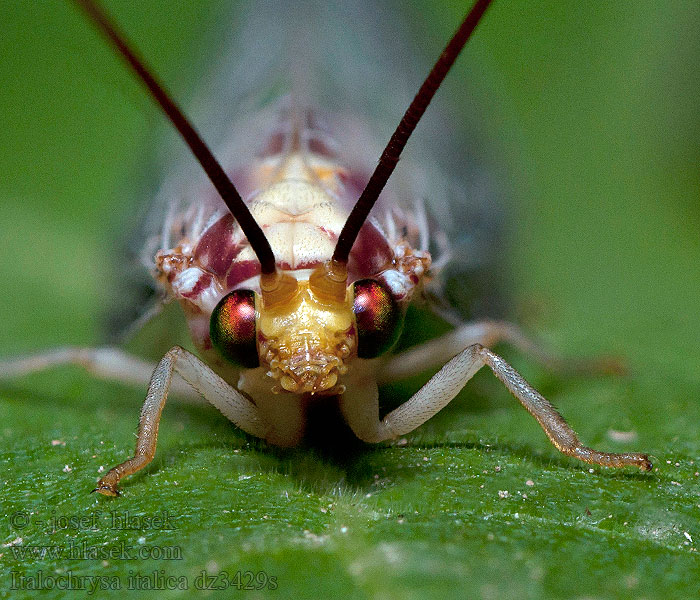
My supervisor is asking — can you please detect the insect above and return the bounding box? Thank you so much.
[0,0,651,496]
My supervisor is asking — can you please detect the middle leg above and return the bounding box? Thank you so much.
[378,320,623,384]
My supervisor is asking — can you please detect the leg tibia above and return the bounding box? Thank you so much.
[348,344,651,472]
[479,348,650,470]
[93,346,266,496]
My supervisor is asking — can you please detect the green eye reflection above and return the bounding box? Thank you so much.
[210,289,259,368]
[352,279,404,358]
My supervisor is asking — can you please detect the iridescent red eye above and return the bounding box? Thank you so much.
[352,279,404,358]
[210,289,259,368]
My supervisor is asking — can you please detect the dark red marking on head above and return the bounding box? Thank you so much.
[180,272,213,300]
[347,223,393,283]
[194,214,241,277]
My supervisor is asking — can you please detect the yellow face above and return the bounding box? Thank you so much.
[257,281,355,394]
[209,264,405,395]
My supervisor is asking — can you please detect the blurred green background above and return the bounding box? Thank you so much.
[0,1,699,598]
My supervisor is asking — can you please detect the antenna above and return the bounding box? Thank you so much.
[71,0,281,280]
[332,0,493,266]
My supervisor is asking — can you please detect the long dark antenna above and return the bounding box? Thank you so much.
[72,0,278,276]
[332,0,493,265]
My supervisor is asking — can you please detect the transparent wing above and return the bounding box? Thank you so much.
[109,0,504,341]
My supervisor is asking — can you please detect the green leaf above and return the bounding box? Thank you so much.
[1,1,699,599]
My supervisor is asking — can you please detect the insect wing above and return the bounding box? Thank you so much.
[128,0,502,333]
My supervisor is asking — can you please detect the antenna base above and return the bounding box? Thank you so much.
[309,260,348,304]
[260,270,299,308]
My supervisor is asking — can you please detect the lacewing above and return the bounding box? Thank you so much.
[0,0,650,496]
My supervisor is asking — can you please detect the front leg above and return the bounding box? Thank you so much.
[341,344,651,471]
[93,346,268,496]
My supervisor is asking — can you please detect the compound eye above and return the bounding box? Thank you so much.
[352,279,404,358]
[210,289,259,368]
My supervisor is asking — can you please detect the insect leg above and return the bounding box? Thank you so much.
[343,344,651,471]
[378,320,623,384]
[0,347,196,399]
[93,346,267,496]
